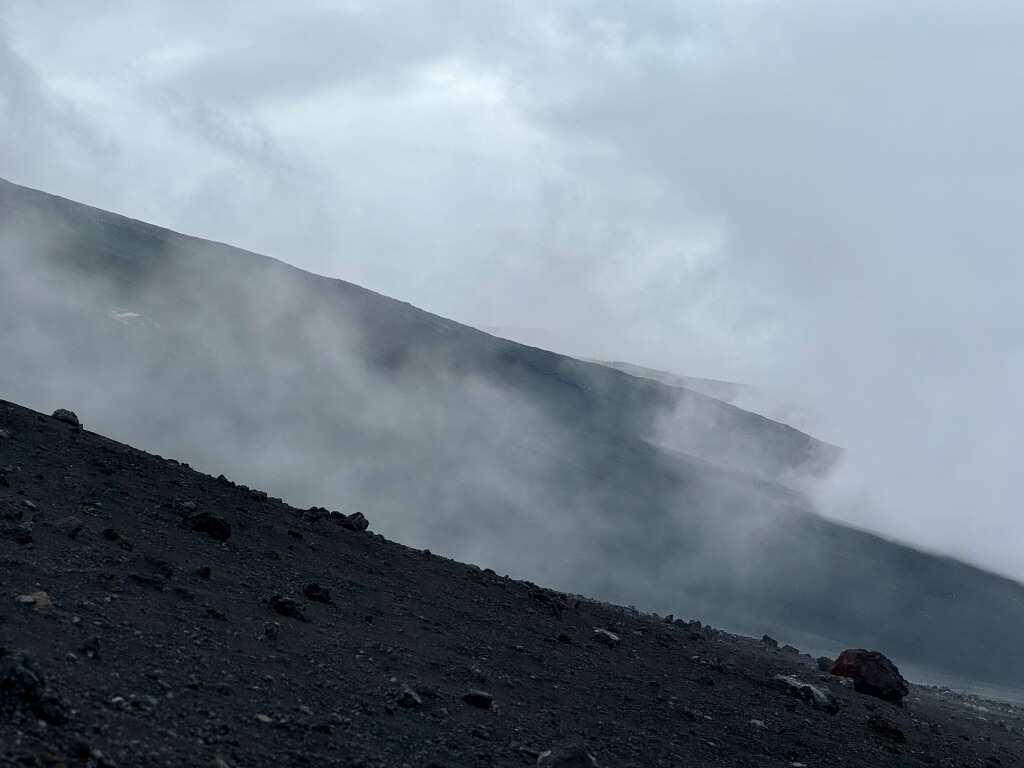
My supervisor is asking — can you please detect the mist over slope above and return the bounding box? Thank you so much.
[3,176,1024,690]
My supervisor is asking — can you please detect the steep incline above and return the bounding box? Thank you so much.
[3,177,1024,691]
[2,399,1022,767]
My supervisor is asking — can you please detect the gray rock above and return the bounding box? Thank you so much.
[537,745,599,767]
[398,685,422,708]
[463,690,493,709]
[771,674,840,715]
[270,596,306,621]
[0,650,45,710]
[51,409,81,427]
[55,516,85,538]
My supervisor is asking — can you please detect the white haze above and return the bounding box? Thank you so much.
[0,215,810,624]
[2,1,1024,580]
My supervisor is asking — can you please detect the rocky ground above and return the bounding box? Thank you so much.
[1,398,1022,767]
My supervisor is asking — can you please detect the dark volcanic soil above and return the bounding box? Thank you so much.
[1,400,1022,767]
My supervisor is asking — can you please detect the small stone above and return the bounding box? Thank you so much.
[463,690,493,709]
[15,591,52,611]
[781,644,800,654]
[816,656,834,672]
[197,566,212,578]
[269,596,306,621]
[302,583,331,603]
[398,686,422,709]
[0,651,45,709]
[51,409,81,428]
[537,745,600,767]
[592,628,620,647]
[556,633,574,645]
[80,637,101,659]
[55,516,85,538]
[761,634,778,649]
[771,675,840,715]
[102,528,132,551]
[181,511,231,542]
[334,511,369,532]
[867,713,907,742]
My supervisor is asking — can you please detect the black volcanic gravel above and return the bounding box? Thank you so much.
[1,398,1023,767]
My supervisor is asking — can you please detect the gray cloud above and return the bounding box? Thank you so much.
[3,1,1024,579]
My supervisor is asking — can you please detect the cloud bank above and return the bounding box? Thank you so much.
[2,1,1024,579]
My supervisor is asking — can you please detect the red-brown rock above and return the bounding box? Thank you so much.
[831,649,910,701]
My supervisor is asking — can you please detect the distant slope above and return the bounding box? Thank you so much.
[597,360,824,439]
[3,176,1024,690]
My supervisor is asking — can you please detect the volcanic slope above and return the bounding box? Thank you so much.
[2,400,1023,768]
[4,176,1024,693]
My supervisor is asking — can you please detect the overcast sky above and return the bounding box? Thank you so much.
[3,1,1024,579]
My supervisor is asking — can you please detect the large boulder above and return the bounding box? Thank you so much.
[831,649,910,701]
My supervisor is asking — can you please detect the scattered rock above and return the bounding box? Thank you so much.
[302,583,331,603]
[537,745,599,767]
[530,587,569,617]
[12,524,33,545]
[398,685,422,708]
[781,644,800,654]
[831,649,910,701]
[51,409,81,428]
[102,528,133,551]
[181,511,232,541]
[129,572,167,590]
[55,516,85,538]
[592,628,620,647]
[867,713,907,742]
[80,637,101,659]
[771,675,840,715]
[270,595,307,622]
[556,633,574,645]
[15,590,53,611]
[463,690,493,709]
[762,634,778,649]
[0,650,45,711]
[817,656,834,672]
[197,566,212,578]
[250,489,268,502]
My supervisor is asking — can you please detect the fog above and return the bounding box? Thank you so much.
[2,2,1024,585]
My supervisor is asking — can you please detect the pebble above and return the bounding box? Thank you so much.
[463,690,493,709]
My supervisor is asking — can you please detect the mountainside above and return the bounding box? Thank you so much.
[2,399,1023,767]
[3,177,1024,692]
